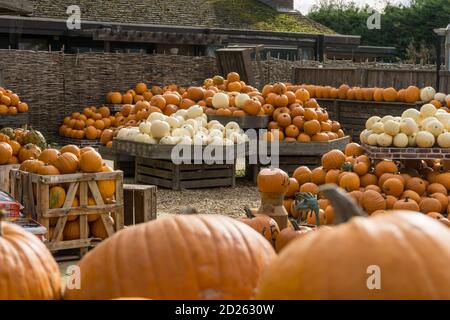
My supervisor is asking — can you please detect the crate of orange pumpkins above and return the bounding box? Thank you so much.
[0,86,29,128]
[0,127,47,193]
[241,82,349,179]
[9,144,124,258]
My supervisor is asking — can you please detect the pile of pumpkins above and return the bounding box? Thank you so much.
[360,103,450,148]
[18,144,116,242]
[0,86,29,114]
[283,142,450,228]
[116,105,248,145]
[4,159,450,299]
[262,86,344,142]
[299,83,450,105]
[0,127,46,165]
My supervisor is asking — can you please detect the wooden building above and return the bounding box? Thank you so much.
[0,0,395,61]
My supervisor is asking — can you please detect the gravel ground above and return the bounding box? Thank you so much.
[157,178,260,219]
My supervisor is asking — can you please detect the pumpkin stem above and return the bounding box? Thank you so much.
[290,218,300,231]
[244,206,255,218]
[0,209,5,237]
[318,184,367,224]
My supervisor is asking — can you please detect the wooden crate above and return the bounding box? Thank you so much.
[10,170,124,257]
[124,184,157,225]
[246,136,350,181]
[317,99,421,142]
[361,144,450,160]
[0,164,20,194]
[56,137,102,148]
[135,157,235,190]
[99,145,135,177]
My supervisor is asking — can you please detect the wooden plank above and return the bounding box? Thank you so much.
[0,164,20,193]
[180,177,234,189]
[100,213,115,237]
[52,216,67,243]
[137,165,173,179]
[180,169,233,180]
[47,238,100,251]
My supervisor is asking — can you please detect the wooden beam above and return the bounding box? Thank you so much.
[0,0,33,14]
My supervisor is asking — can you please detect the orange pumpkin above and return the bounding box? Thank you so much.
[60,145,81,159]
[97,166,116,200]
[79,150,103,173]
[257,168,290,194]
[49,186,66,209]
[53,152,79,174]
[38,149,60,165]
[0,142,13,165]
[322,150,346,170]
[18,144,41,163]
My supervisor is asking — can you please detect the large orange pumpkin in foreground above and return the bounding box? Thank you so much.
[0,215,61,299]
[257,185,450,299]
[64,215,276,300]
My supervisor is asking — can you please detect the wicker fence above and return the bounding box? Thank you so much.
[0,50,217,141]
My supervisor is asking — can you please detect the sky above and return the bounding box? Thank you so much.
[294,0,411,14]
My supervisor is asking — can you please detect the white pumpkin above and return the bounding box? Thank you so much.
[186,105,203,119]
[223,138,234,146]
[400,118,418,135]
[437,132,450,148]
[134,133,149,143]
[181,124,195,137]
[166,116,181,129]
[420,103,437,118]
[435,113,450,128]
[175,109,188,119]
[376,133,393,147]
[422,116,438,128]
[178,136,193,145]
[360,129,372,144]
[195,116,207,128]
[160,136,178,145]
[380,115,394,124]
[393,117,402,122]
[420,86,436,102]
[371,122,384,134]
[227,131,245,144]
[150,120,170,138]
[148,112,166,122]
[434,92,447,103]
[235,93,251,109]
[401,108,420,122]
[184,119,199,132]
[367,133,379,146]
[208,136,224,145]
[117,128,130,140]
[211,123,225,132]
[144,136,157,144]
[208,129,223,138]
[193,133,208,145]
[426,120,445,137]
[125,128,140,139]
[225,121,240,132]
[408,133,417,147]
[212,92,229,109]
[383,120,400,136]
[172,127,191,138]
[206,120,220,129]
[139,121,152,134]
[393,133,408,148]
[415,131,435,148]
[365,116,381,130]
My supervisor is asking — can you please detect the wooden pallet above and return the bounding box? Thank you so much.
[317,99,421,142]
[135,157,235,190]
[10,170,124,257]
[0,113,29,129]
[361,144,450,160]
[0,164,20,194]
[98,145,135,177]
[206,115,269,129]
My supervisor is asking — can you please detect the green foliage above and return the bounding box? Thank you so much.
[308,0,450,62]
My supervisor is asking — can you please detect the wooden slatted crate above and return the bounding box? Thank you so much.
[10,169,124,258]
[246,136,350,180]
[135,157,235,190]
[0,164,20,194]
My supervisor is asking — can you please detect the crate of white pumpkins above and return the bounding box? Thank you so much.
[9,145,124,257]
[360,103,450,159]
